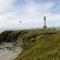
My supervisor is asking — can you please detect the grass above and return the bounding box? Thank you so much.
[16,39,60,60]
[15,28,60,60]
[1,28,60,60]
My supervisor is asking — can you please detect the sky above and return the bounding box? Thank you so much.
[0,0,60,31]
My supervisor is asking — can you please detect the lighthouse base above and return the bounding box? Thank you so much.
[43,26,47,28]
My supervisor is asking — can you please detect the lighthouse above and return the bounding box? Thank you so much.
[43,16,47,28]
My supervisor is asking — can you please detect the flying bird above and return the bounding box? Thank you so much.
[19,20,22,23]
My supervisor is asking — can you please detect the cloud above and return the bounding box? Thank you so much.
[16,0,55,23]
[0,0,10,5]
[0,0,60,31]
[0,0,13,9]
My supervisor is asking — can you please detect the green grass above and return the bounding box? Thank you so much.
[16,38,60,60]
[15,29,60,60]
[1,28,60,60]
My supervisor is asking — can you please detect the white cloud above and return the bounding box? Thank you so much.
[0,0,14,13]
[0,0,13,8]
[0,0,10,5]
[47,14,60,21]
[19,1,54,23]
[0,0,60,31]
[0,0,54,24]
[0,0,15,23]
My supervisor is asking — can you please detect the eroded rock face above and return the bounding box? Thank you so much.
[0,45,22,60]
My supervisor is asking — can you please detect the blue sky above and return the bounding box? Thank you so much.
[0,0,60,31]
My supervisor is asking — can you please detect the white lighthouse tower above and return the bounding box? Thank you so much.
[43,16,47,28]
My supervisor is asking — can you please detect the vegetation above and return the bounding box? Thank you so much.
[14,28,60,60]
[0,28,60,60]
